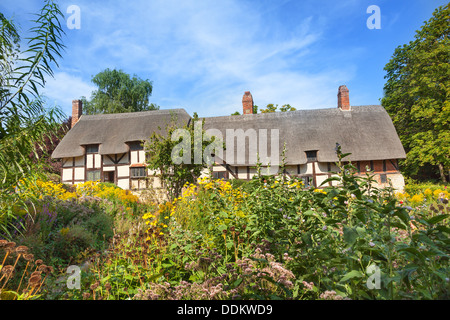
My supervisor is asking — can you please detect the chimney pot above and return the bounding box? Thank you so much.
[337,85,350,111]
[71,99,82,127]
[242,91,254,114]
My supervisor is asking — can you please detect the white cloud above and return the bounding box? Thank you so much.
[39,0,357,116]
[41,72,96,116]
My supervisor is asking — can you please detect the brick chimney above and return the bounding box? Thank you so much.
[337,85,350,111]
[71,99,82,128]
[242,91,254,114]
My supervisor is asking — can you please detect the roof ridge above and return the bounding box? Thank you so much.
[80,108,188,120]
[201,105,383,121]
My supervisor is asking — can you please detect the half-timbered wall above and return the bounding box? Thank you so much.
[206,159,404,191]
[61,151,404,192]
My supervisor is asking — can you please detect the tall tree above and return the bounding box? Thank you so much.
[82,68,159,114]
[381,4,449,182]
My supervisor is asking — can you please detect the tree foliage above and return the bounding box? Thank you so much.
[144,113,217,201]
[82,68,159,115]
[381,4,449,182]
[259,103,296,113]
[232,103,295,115]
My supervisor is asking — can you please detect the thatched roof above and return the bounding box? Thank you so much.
[201,105,406,165]
[51,109,191,158]
[52,105,406,165]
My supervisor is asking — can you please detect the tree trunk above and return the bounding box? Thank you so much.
[438,163,447,183]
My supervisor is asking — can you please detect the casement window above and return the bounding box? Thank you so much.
[86,170,101,181]
[86,144,99,153]
[301,176,314,187]
[305,150,318,162]
[130,167,146,178]
[129,141,144,151]
[380,174,387,183]
[213,171,228,180]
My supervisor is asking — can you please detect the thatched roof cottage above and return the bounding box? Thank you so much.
[52,86,406,191]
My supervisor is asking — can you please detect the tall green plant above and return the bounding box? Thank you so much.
[0,1,66,238]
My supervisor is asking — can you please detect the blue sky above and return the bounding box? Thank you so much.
[1,0,447,118]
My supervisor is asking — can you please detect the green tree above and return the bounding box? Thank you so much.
[260,103,296,113]
[82,68,159,115]
[144,113,219,200]
[0,1,65,237]
[232,103,294,115]
[381,4,449,182]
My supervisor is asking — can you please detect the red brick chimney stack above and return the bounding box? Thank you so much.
[242,91,254,115]
[337,85,350,111]
[71,99,82,128]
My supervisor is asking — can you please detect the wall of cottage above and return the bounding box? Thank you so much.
[61,154,404,195]
[203,159,405,191]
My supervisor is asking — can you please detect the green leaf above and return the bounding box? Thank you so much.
[397,247,425,261]
[343,226,358,245]
[339,270,364,283]
[393,209,411,226]
[426,214,449,225]
[232,278,243,288]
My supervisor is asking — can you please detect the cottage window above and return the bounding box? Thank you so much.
[380,174,387,183]
[305,150,317,162]
[301,176,313,187]
[86,170,100,181]
[129,141,144,151]
[86,145,99,153]
[131,167,146,178]
[213,171,228,180]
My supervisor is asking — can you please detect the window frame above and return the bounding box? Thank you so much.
[130,166,146,178]
[213,170,229,180]
[86,144,99,154]
[86,170,101,181]
[128,141,144,151]
[305,150,318,162]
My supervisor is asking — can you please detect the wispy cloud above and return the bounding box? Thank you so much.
[61,0,355,116]
[42,72,96,112]
[3,0,373,116]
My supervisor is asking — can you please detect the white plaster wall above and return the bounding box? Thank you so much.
[94,154,101,168]
[62,168,73,181]
[316,175,329,188]
[117,178,129,189]
[74,167,84,180]
[117,166,129,178]
[130,151,138,164]
[86,154,93,169]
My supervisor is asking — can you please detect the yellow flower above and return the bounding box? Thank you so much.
[409,194,424,204]
[433,189,444,199]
